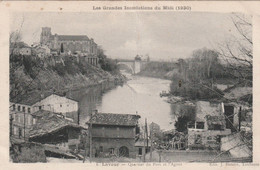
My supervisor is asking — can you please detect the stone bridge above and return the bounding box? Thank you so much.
[116,58,146,74]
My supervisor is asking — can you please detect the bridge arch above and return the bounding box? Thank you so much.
[117,62,135,74]
[116,59,143,74]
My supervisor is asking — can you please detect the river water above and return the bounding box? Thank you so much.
[68,76,180,130]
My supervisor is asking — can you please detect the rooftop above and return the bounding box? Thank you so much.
[50,35,90,41]
[10,91,53,106]
[10,91,78,106]
[89,113,141,126]
[29,110,84,138]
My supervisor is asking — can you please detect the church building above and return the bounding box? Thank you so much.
[40,27,98,65]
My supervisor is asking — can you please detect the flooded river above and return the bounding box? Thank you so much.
[68,76,181,130]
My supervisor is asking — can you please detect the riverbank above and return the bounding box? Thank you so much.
[137,61,178,80]
[10,55,126,101]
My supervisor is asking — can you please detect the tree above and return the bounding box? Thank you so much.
[97,46,119,74]
[60,43,64,53]
[174,116,192,132]
[10,31,23,44]
[190,48,220,80]
[218,13,252,84]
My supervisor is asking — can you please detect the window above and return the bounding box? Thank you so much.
[28,108,31,113]
[216,136,221,143]
[138,148,142,155]
[109,148,115,155]
[17,115,20,123]
[60,104,62,107]
[14,115,17,122]
[194,134,202,144]
[18,128,22,138]
[12,105,15,111]
[39,106,42,110]
[20,115,24,124]
[188,121,195,128]
[207,136,212,140]
[196,122,205,129]
[18,105,21,111]
[22,106,25,112]
[13,126,18,135]
[27,116,31,125]
[33,118,36,125]
[99,146,103,152]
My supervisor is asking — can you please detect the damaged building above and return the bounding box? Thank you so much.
[187,101,234,150]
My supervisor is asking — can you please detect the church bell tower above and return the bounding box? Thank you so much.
[40,27,52,45]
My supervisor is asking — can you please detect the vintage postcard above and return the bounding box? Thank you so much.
[0,1,259,168]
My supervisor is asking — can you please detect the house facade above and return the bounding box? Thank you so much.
[9,102,37,141]
[11,93,78,115]
[187,101,232,150]
[10,93,79,140]
[32,45,51,58]
[87,113,141,158]
[10,110,35,141]
[33,94,78,114]
[135,138,151,158]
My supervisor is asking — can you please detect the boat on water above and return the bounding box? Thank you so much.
[160,90,170,97]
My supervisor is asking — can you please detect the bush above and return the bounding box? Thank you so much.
[170,79,224,100]
[174,115,192,132]
[11,143,47,163]
[52,64,66,76]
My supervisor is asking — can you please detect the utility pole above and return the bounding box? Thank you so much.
[145,119,148,153]
[83,112,93,163]
[239,106,242,131]
[150,124,153,162]
[83,110,97,163]
[24,111,26,141]
[83,131,87,163]
[143,123,146,162]
[89,112,93,162]
[143,118,148,162]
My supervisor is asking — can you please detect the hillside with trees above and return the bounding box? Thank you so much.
[9,43,123,101]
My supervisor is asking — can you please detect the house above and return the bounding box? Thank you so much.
[135,138,151,158]
[9,109,35,141]
[187,101,232,150]
[87,113,141,158]
[29,110,86,153]
[9,101,38,141]
[10,42,32,56]
[33,93,78,114]
[33,45,51,58]
[11,92,78,115]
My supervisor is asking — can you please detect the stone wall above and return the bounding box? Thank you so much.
[187,129,231,150]
[92,138,136,158]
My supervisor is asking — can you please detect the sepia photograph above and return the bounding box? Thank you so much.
[7,6,253,164]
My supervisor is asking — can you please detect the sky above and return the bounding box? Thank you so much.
[11,12,243,61]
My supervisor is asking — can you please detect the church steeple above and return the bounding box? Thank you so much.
[40,27,52,45]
